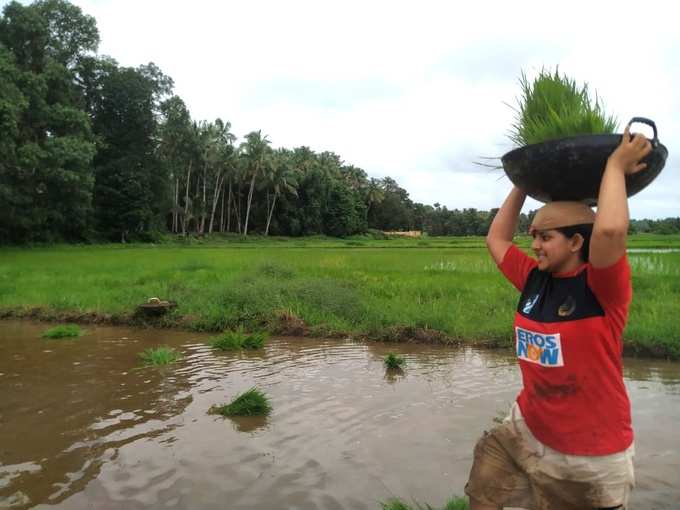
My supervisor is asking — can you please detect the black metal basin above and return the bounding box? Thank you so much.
[500,117,668,205]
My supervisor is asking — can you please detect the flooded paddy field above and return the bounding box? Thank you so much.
[1,320,679,509]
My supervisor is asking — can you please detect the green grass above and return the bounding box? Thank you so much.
[41,324,82,338]
[209,328,268,350]
[138,346,182,365]
[210,387,272,417]
[2,235,680,358]
[510,67,617,146]
[381,496,469,510]
[242,331,267,349]
[209,330,245,350]
[384,352,406,369]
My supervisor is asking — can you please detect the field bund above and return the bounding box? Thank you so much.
[1,235,679,358]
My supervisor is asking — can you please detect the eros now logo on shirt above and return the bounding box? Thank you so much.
[515,327,564,367]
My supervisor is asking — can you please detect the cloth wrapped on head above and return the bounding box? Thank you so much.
[529,201,595,235]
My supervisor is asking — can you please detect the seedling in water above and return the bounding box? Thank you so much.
[42,324,82,339]
[242,331,267,349]
[210,387,272,417]
[138,346,182,365]
[381,496,469,510]
[208,328,267,351]
[209,330,245,351]
[384,352,406,370]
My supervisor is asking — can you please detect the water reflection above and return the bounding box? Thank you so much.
[0,322,198,508]
[383,367,405,385]
[0,321,679,510]
[226,415,270,433]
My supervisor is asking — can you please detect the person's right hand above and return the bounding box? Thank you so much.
[607,124,653,175]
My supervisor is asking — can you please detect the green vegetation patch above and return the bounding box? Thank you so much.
[209,330,244,350]
[41,324,82,339]
[138,346,182,365]
[242,331,267,349]
[384,352,406,369]
[210,387,272,417]
[209,328,268,350]
[510,68,617,146]
[2,237,680,357]
[381,496,469,510]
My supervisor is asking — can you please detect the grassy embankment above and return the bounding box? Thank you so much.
[1,234,679,357]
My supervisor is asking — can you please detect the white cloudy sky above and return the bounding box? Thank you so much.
[7,0,679,218]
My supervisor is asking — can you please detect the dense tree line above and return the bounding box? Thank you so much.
[0,0,419,243]
[629,218,680,235]
[1,1,677,244]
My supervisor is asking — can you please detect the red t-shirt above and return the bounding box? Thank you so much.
[499,244,633,455]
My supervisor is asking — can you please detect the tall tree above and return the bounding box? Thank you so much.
[264,149,299,236]
[206,119,236,234]
[323,180,366,237]
[91,62,173,241]
[0,45,30,242]
[364,178,385,224]
[240,130,271,236]
[0,0,98,242]
[158,95,196,234]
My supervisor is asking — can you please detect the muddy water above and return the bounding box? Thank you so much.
[1,321,679,510]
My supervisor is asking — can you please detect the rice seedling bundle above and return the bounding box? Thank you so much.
[509,68,617,146]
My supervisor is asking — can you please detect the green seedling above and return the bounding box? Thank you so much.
[138,346,182,365]
[209,328,267,350]
[41,324,82,339]
[384,352,406,370]
[510,67,617,146]
[381,496,469,510]
[210,387,272,417]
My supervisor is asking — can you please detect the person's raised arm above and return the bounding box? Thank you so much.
[590,125,652,268]
[486,186,527,265]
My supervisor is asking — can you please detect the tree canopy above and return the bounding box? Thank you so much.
[1,0,676,244]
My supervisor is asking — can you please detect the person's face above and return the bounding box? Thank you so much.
[530,229,583,272]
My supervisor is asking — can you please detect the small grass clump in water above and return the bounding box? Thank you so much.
[381,496,469,510]
[209,328,267,351]
[209,330,244,350]
[242,331,267,349]
[510,67,617,146]
[138,346,182,365]
[384,352,406,369]
[210,387,271,417]
[42,324,82,339]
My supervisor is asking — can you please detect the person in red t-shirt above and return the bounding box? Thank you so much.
[464,126,653,510]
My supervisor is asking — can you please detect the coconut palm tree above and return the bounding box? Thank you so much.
[264,149,299,236]
[365,177,385,223]
[207,119,236,233]
[240,130,271,236]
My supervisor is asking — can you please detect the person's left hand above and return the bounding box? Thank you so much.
[607,124,653,175]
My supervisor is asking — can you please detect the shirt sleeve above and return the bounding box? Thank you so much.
[587,255,632,340]
[587,254,633,309]
[498,244,538,292]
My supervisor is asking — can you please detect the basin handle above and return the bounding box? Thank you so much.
[627,117,658,147]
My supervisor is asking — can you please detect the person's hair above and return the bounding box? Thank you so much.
[554,223,593,263]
